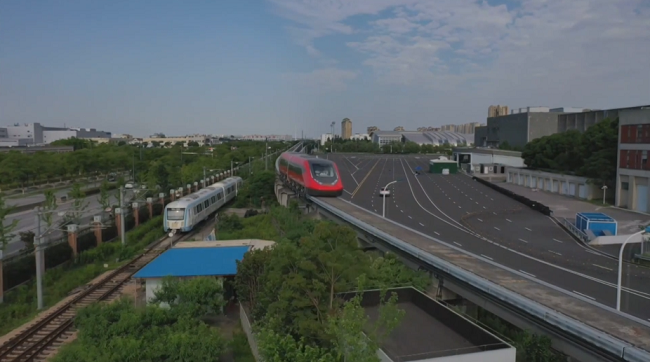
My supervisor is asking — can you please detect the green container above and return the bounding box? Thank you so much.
[429,161,458,174]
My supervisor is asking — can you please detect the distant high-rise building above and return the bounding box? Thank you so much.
[341,118,352,139]
[367,126,379,136]
[394,126,405,132]
[488,105,509,117]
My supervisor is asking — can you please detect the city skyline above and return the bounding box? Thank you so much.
[1,1,648,136]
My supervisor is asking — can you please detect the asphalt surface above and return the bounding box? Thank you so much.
[327,153,650,320]
[2,188,136,256]
[6,181,104,208]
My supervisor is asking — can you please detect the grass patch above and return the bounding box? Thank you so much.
[0,216,164,336]
[231,326,256,362]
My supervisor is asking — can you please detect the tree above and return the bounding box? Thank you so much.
[19,231,35,252]
[257,326,336,362]
[97,181,113,219]
[152,276,226,318]
[40,190,58,236]
[65,183,89,225]
[0,193,17,253]
[235,247,274,313]
[579,117,619,187]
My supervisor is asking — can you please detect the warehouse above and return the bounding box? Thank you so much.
[505,167,603,200]
[452,148,524,173]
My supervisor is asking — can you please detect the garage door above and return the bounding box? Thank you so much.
[636,185,648,213]
[569,183,576,196]
[552,180,559,192]
[545,180,552,191]
[530,177,536,188]
[579,184,587,199]
[562,182,569,195]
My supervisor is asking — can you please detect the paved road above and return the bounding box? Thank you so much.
[327,153,650,320]
[2,189,137,256]
[5,182,104,208]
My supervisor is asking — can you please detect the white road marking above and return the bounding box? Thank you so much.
[453,242,462,247]
[525,227,532,231]
[434,231,440,235]
[400,210,403,213]
[477,218,483,222]
[518,238,529,243]
[458,206,462,208]
[593,264,613,271]
[519,270,536,278]
[481,254,493,261]
[506,219,512,222]
[494,227,501,231]
[408,215,412,219]
[549,250,562,256]
[493,212,497,215]
[553,238,563,243]
[573,291,596,301]
[586,249,601,256]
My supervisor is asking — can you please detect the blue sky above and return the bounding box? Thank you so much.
[1,0,649,137]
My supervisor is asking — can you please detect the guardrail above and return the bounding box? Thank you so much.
[308,196,650,362]
[472,176,552,216]
[561,218,590,243]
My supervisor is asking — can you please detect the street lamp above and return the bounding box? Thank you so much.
[602,185,608,205]
[617,226,650,310]
[382,180,399,218]
[230,160,239,176]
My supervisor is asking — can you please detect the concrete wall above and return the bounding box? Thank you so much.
[239,304,262,361]
[0,128,6,138]
[474,126,487,147]
[528,112,561,142]
[506,167,602,200]
[0,138,32,147]
[485,113,529,148]
[413,348,515,362]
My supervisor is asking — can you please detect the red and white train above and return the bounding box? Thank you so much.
[275,152,344,197]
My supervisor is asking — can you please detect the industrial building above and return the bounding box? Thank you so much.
[338,287,516,362]
[372,131,472,147]
[341,118,352,139]
[505,167,603,200]
[615,108,650,212]
[452,148,525,174]
[474,109,564,148]
[0,122,111,147]
[558,105,650,133]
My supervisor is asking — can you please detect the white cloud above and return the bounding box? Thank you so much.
[283,68,358,91]
[269,0,650,125]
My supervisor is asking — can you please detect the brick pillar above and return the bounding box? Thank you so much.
[116,208,123,237]
[194,182,199,192]
[147,198,153,220]
[67,224,79,257]
[170,189,176,202]
[133,202,140,227]
[94,215,103,245]
[159,193,166,207]
[186,184,191,195]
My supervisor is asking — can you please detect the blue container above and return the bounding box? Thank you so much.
[575,212,617,236]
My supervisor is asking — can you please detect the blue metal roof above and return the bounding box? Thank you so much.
[134,246,249,278]
[577,212,615,222]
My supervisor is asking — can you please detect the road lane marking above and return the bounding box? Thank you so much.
[593,264,613,271]
[506,219,512,222]
[518,238,529,243]
[351,158,381,198]
[408,215,412,219]
[586,249,601,256]
[549,250,562,256]
[419,222,425,226]
[477,218,483,222]
[494,227,500,231]
[519,270,536,278]
[525,227,532,231]
[453,242,462,247]
[400,210,403,213]
[553,238,563,243]
[573,291,596,300]
[434,231,440,235]
[493,212,497,215]
[481,254,493,260]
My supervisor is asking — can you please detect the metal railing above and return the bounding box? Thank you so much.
[308,196,650,362]
[561,217,590,243]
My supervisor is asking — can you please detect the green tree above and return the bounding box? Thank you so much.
[579,117,619,187]
[257,326,336,362]
[152,276,226,318]
[0,193,17,253]
[65,183,89,224]
[40,190,58,233]
[19,231,35,252]
[235,247,274,313]
[515,332,559,362]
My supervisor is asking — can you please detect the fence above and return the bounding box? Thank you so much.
[472,176,552,216]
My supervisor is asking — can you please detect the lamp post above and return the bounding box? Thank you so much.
[602,185,608,205]
[617,227,650,310]
[382,180,399,218]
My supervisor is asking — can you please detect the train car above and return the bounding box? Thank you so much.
[275,152,343,197]
[164,176,244,234]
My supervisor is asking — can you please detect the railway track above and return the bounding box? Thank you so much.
[0,231,196,362]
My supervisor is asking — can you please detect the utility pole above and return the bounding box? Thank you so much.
[203,167,207,187]
[120,186,126,245]
[35,208,44,310]
[265,140,268,171]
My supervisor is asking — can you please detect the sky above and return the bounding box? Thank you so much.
[1,0,649,138]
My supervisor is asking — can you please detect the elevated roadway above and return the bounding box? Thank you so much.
[307,153,650,361]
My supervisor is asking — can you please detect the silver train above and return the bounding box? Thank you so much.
[164,176,243,235]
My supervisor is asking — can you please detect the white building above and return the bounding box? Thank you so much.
[452,147,525,173]
[616,108,650,212]
[350,133,370,141]
[1,123,111,146]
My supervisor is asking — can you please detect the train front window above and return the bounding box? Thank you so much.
[311,163,337,183]
[167,208,185,220]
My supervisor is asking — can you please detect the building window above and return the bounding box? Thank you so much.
[638,125,643,140]
[643,151,648,167]
[622,182,629,190]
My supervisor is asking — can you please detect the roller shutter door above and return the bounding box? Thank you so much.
[569,183,576,196]
[578,184,587,199]
[562,181,569,195]
[545,180,552,191]
[636,185,648,213]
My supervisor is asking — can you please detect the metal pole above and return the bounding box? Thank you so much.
[203,167,206,187]
[382,194,386,218]
[617,230,643,310]
[265,142,268,171]
[35,209,44,310]
[120,186,126,246]
[231,160,233,176]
